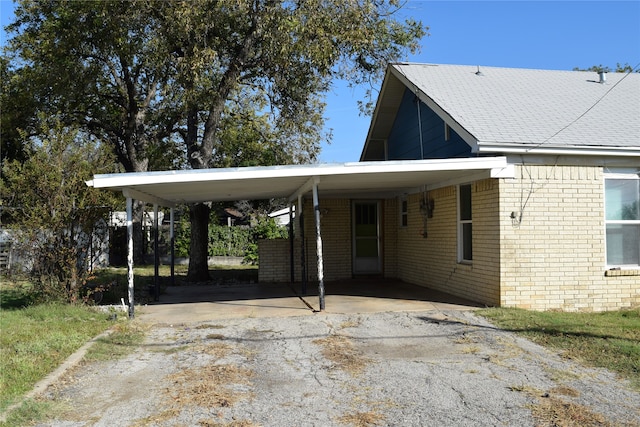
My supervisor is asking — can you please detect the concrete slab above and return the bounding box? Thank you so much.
[136,279,481,324]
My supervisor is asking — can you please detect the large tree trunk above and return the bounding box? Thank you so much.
[132,200,146,264]
[186,202,211,282]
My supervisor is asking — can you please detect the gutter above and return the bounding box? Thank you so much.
[476,143,640,158]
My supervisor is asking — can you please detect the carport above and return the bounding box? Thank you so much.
[87,156,513,318]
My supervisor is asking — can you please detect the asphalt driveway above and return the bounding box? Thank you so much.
[33,283,640,427]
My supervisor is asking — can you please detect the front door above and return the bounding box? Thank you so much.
[352,201,381,274]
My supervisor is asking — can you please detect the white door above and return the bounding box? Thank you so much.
[352,201,382,274]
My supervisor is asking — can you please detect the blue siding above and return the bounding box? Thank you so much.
[387,88,472,160]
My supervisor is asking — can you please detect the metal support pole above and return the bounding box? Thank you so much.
[170,207,175,287]
[153,203,159,301]
[298,195,307,295]
[312,182,325,311]
[126,197,135,319]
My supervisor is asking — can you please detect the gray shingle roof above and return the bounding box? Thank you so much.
[389,63,640,152]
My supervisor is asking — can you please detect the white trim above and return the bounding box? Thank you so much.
[603,169,640,268]
[477,142,640,157]
[457,184,473,263]
[88,157,513,207]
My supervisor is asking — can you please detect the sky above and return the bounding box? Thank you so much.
[2,1,639,163]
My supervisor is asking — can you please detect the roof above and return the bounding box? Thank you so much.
[362,63,640,159]
[87,157,513,207]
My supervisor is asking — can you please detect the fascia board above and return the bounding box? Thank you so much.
[477,142,640,157]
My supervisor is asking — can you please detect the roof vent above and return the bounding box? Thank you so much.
[599,71,607,84]
[475,65,483,76]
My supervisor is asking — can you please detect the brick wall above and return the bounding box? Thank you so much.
[258,198,352,282]
[499,164,639,311]
[394,181,501,306]
[301,198,352,281]
[258,239,291,282]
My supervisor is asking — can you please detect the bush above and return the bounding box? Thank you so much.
[1,120,118,303]
[173,214,288,263]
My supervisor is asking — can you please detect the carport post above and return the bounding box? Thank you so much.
[126,197,135,319]
[298,194,307,295]
[170,207,175,287]
[288,204,294,283]
[153,203,159,301]
[312,181,325,311]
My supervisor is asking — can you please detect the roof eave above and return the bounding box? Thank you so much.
[476,142,640,157]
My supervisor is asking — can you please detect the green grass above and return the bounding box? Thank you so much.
[478,307,640,390]
[0,301,112,412]
[85,321,147,361]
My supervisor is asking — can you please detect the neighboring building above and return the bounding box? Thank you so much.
[262,64,640,311]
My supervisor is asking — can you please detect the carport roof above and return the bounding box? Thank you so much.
[87,157,513,207]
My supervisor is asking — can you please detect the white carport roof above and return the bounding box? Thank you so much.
[87,157,514,207]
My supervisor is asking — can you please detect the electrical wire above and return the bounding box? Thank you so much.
[526,62,640,153]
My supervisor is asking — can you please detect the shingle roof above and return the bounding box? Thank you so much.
[382,63,640,154]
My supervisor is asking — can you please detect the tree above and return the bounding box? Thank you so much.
[154,0,426,280]
[6,0,426,281]
[1,119,119,302]
[5,1,183,262]
[0,56,37,163]
[573,63,639,73]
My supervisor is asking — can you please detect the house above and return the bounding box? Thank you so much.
[88,63,639,315]
[262,64,640,311]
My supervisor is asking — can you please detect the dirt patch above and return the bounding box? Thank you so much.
[36,310,640,427]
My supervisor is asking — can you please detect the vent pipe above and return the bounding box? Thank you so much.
[599,71,607,84]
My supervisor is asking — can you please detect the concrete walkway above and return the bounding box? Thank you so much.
[137,279,481,323]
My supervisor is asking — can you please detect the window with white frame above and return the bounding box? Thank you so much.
[605,169,640,267]
[400,197,408,227]
[458,184,472,262]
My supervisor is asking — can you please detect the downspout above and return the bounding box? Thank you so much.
[312,181,325,311]
[126,197,135,318]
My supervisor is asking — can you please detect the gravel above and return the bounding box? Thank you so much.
[37,310,640,427]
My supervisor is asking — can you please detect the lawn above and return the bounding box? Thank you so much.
[478,307,640,390]
[0,286,113,413]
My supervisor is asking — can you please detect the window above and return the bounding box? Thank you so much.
[605,169,640,267]
[400,197,408,227]
[458,184,472,262]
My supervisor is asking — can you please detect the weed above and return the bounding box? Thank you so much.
[167,364,253,408]
[206,334,226,340]
[337,411,385,427]
[196,324,225,330]
[313,335,369,376]
[84,321,147,361]
[530,395,613,427]
[460,345,481,354]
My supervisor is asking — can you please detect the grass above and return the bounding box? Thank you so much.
[478,307,640,390]
[0,273,145,425]
[0,300,113,413]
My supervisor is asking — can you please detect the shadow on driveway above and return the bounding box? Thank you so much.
[137,278,482,324]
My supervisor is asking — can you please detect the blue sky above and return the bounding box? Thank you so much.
[2,1,639,163]
[324,0,640,162]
